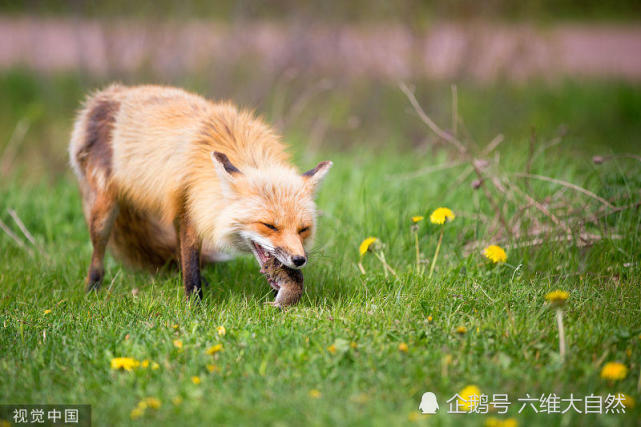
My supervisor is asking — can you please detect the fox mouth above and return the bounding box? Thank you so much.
[251,241,281,291]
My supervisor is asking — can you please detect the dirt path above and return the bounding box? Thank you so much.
[1,17,641,81]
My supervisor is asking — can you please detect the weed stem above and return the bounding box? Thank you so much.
[414,231,421,274]
[428,227,444,279]
[374,251,399,279]
[556,308,566,361]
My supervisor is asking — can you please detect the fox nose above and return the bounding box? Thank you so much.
[292,256,307,267]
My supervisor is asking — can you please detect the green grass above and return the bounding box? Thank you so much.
[1,72,640,426]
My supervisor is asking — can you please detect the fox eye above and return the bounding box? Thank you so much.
[299,226,310,234]
[261,222,278,231]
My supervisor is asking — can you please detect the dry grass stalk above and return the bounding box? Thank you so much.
[7,208,49,260]
[399,83,467,154]
[513,173,614,208]
[399,81,633,253]
[0,218,34,257]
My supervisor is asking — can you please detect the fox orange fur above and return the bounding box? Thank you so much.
[69,84,331,299]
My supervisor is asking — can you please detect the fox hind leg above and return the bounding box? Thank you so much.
[70,94,121,291]
[86,191,119,291]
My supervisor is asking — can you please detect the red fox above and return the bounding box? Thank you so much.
[69,84,331,299]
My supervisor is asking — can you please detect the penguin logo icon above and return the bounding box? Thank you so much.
[418,392,439,414]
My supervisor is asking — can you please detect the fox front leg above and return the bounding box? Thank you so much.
[178,214,203,300]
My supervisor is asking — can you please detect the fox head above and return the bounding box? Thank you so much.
[210,152,331,269]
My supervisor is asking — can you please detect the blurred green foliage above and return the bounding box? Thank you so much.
[1,0,641,23]
[1,69,640,181]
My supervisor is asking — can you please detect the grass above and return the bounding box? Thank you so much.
[0,72,640,426]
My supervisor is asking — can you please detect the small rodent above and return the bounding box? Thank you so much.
[260,257,304,308]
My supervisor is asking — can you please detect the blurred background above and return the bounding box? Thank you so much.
[0,0,640,178]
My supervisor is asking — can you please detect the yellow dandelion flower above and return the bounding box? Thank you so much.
[398,342,409,353]
[309,389,322,398]
[619,393,635,408]
[130,407,145,420]
[359,237,378,256]
[483,245,507,263]
[191,376,201,384]
[459,385,481,411]
[151,362,160,370]
[486,418,518,427]
[408,411,420,422]
[207,364,220,373]
[545,290,569,305]
[600,362,628,381]
[350,341,358,349]
[206,344,223,355]
[143,397,161,409]
[427,315,433,322]
[172,324,179,329]
[350,393,369,404]
[43,309,52,315]
[443,354,453,367]
[110,357,140,371]
[217,326,226,336]
[411,216,424,223]
[173,339,183,349]
[485,418,501,427]
[327,344,337,355]
[430,207,455,225]
[456,326,467,334]
[141,359,150,368]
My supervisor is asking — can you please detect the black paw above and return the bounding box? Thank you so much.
[85,269,103,292]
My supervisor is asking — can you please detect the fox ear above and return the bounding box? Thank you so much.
[211,151,242,196]
[302,160,332,194]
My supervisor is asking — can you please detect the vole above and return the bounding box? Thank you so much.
[260,257,304,308]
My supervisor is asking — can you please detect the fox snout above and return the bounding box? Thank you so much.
[292,255,306,267]
[281,253,306,269]
[277,237,307,269]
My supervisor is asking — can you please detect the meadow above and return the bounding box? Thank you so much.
[0,71,640,426]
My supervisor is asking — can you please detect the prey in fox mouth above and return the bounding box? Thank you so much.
[251,241,304,307]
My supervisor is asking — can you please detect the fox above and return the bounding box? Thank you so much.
[69,84,331,300]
